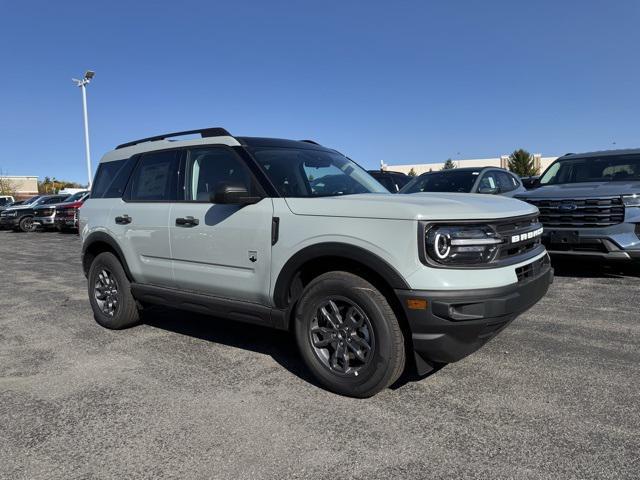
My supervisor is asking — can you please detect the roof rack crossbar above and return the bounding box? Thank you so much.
[116,127,232,150]
[300,139,320,145]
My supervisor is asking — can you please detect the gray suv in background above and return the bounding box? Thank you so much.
[400,167,526,197]
[516,149,640,261]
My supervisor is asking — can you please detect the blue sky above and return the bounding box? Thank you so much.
[1,0,639,184]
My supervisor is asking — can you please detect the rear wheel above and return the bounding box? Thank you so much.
[294,271,405,398]
[88,252,140,329]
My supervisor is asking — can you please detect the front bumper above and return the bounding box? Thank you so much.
[55,217,78,228]
[396,256,553,374]
[542,223,640,260]
[34,216,55,227]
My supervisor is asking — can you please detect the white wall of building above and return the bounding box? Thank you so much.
[383,155,558,176]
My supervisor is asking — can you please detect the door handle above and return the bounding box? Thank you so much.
[175,216,199,227]
[115,215,132,225]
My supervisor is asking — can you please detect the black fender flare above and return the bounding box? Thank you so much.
[273,242,410,309]
[82,231,133,280]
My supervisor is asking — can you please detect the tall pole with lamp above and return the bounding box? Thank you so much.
[72,70,95,189]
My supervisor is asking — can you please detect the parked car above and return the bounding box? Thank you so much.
[33,191,89,231]
[0,195,15,207]
[367,170,411,193]
[80,127,552,397]
[520,175,541,190]
[54,191,91,232]
[516,149,640,261]
[400,167,527,197]
[0,194,69,232]
[0,199,24,214]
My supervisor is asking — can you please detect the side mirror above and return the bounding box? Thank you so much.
[211,184,262,205]
[478,186,499,194]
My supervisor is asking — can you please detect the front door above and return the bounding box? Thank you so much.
[169,146,273,305]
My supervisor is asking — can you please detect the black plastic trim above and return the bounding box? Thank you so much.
[116,127,232,149]
[273,243,410,308]
[271,217,280,245]
[130,283,288,329]
[82,231,134,280]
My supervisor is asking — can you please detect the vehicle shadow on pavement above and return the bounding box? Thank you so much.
[140,306,322,387]
[551,258,640,279]
[141,305,437,394]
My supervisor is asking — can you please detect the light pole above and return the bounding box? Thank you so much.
[72,70,95,189]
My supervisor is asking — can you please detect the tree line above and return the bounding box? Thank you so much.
[407,149,540,177]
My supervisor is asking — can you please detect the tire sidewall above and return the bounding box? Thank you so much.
[295,275,398,397]
[88,252,132,329]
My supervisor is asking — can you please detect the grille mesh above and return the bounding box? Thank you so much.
[522,197,624,228]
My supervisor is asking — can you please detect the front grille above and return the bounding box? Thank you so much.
[494,215,543,261]
[515,254,549,282]
[56,208,74,218]
[523,197,625,228]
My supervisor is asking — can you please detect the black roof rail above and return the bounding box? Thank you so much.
[300,139,320,145]
[116,127,232,150]
[563,152,574,156]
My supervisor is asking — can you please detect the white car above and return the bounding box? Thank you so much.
[80,128,552,397]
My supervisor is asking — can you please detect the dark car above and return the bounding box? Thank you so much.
[0,194,69,232]
[516,149,640,261]
[400,167,526,197]
[33,191,89,231]
[367,170,410,193]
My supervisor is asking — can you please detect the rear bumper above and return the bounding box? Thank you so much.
[396,257,553,373]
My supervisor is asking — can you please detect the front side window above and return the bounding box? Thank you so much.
[540,154,640,185]
[184,147,253,201]
[251,147,387,197]
[128,150,179,201]
[402,171,480,194]
[496,171,518,192]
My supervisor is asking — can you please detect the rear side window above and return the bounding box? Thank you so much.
[92,160,126,198]
[127,150,179,201]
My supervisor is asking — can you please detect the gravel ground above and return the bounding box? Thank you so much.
[1,230,639,480]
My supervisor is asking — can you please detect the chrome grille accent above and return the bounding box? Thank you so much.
[522,197,624,228]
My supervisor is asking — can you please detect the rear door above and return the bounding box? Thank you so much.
[111,149,179,287]
[169,146,273,304]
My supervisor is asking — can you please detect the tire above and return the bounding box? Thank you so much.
[88,252,140,330]
[18,216,36,232]
[294,271,406,398]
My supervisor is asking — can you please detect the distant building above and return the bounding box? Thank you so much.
[0,176,38,200]
[382,154,557,176]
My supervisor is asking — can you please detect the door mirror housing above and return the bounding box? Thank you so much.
[478,186,499,194]
[211,184,262,205]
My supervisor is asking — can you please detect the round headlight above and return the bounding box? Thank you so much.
[433,232,451,259]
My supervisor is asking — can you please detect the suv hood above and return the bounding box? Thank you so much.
[517,181,640,199]
[285,193,537,221]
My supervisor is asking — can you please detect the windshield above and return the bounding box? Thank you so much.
[251,147,388,197]
[401,171,479,193]
[22,195,41,205]
[540,154,640,185]
[64,191,88,202]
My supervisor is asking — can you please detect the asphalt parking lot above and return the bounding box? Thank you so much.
[1,230,639,480]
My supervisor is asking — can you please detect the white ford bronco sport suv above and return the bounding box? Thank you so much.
[80,128,553,397]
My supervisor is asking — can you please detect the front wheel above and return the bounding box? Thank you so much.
[18,216,36,232]
[294,271,405,398]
